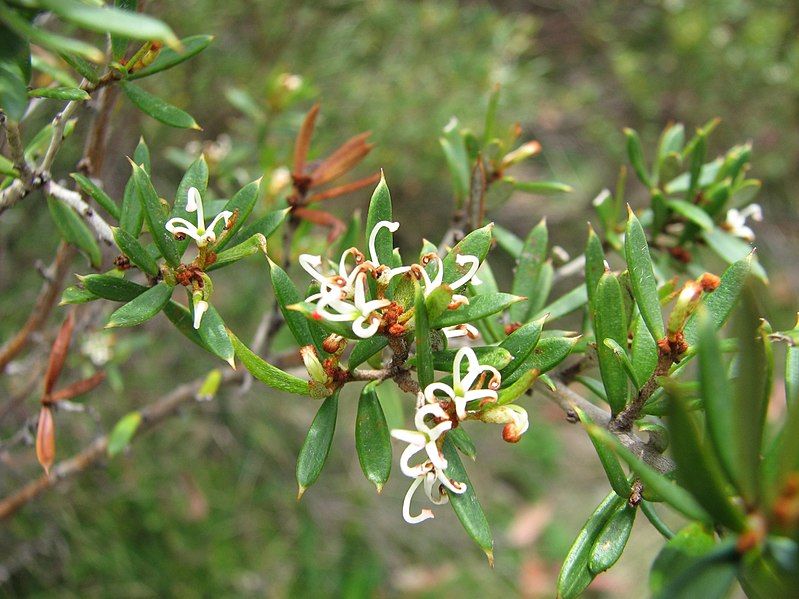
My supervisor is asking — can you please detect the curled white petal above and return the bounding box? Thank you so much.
[453,346,481,391]
[436,467,467,495]
[206,210,233,237]
[353,315,380,338]
[402,476,434,524]
[186,187,200,213]
[450,254,481,290]
[423,382,456,406]
[423,470,449,505]
[368,220,400,265]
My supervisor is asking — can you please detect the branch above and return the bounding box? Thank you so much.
[44,180,114,246]
[0,369,244,521]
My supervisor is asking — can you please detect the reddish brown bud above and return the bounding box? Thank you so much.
[504,322,522,335]
[699,273,721,292]
[502,423,521,443]
[36,406,56,475]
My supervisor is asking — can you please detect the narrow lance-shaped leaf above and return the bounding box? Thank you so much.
[625,208,665,341]
[121,81,201,130]
[81,273,147,302]
[623,128,651,188]
[28,86,89,101]
[112,226,159,276]
[585,224,606,309]
[414,282,434,390]
[127,34,214,80]
[557,490,626,599]
[107,412,142,457]
[503,336,579,385]
[297,392,339,498]
[197,304,235,368]
[631,313,658,386]
[131,161,181,267]
[207,233,266,272]
[365,173,393,266]
[441,437,494,564]
[530,284,587,323]
[46,197,101,268]
[594,272,629,414]
[106,282,173,328]
[163,301,210,351]
[349,337,389,369]
[234,207,289,245]
[229,331,309,395]
[214,178,262,250]
[355,383,392,492]
[511,218,547,321]
[666,391,746,531]
[71,173,120,220]
[585,424,710,523]
[575,407,630,498]
[433,293,524,328]
[649,522,718,596]
[589,504,636,574]
[499,316,545,379]
[441,223,494,285]
[449,427,477,459]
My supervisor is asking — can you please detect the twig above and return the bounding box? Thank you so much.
[0,369,244,521]
[552,254,586,283]
[3,118,32,180]
[43,180,114,246]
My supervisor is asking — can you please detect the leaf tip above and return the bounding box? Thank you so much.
[484,548,495,568]
[297,485,307,501]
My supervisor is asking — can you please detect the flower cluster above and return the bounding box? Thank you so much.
[724,203,762,242]
[299,220,481,339]
[390,347,529,524]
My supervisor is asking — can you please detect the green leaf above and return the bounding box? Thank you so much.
[235,207,289,245]
[695,310,738,498]
[349,337,388,369]
[666,389,746,531]
[296,392,339,498]
[449,427,477,459]
[131,161,181,267]
[631,313,658,388]
[575,407,630,498]
[0,61,28,121]
[441,223,494,287]
[422,284,453,322]
[229,331,310,395]
[71,173,120,220]
[702,228,767,282]
[439,134,469,202]
[503,336,579,385]
[513,180,573,194]
[119,172,143,236]
[585,424,710,522]
[207,233,266,271]
[594,272,630,414]
[649,522,717,596]
[127,34,214,79]
[499,316,545,379]
[59,52,99,84]
[365,173,393,267]
[267,259,325,353]
[28,86,89,101]
[414,282,434,390]
[589,504,636,574]
[441,437,493,563]
[355,384,392,492]
[432,292,524,328]
[41,0,179,48]
[654,541,738,599]
[121,81,201,129]
[107,411,142,457]
[585,224,606,308]
[81,273,147,302]
[557,490,625,599]
[625,208,665,341]
[106,281,173,328]
[60,284,98,305]
[0,4,104,63]
[46,197,101,268]
[666,199,714,231]
[623,128,651,187]
[197,304,234,368]
[492,223,523,258]
[163,300,209,351]
[511,218,547,321]
[214,178,262,250]
[683,255,752,346]
[111,226,159,276]
[531,284,587,322]
[496,368,539,405]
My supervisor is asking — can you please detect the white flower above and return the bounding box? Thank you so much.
[724,203,762,242]
[423,346,501,420]
[192,291,209,330]
[391,399,467,524]
[368,220,411,284]
[442,323,480,340]
[166,187,233,248]
[299,248,366,299]
[309,272,390,338]
[419,252,481,305]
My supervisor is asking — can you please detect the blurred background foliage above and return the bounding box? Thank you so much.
[2,0,798,596]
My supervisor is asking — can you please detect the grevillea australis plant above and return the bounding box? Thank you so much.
[1,3,798,596]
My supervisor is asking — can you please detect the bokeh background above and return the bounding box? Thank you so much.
[2,0,798,596]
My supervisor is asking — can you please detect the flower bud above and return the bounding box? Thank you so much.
[478,404,529,443]
[301,345,328,384]
[322,334,346,355]
[36,406,56,475]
